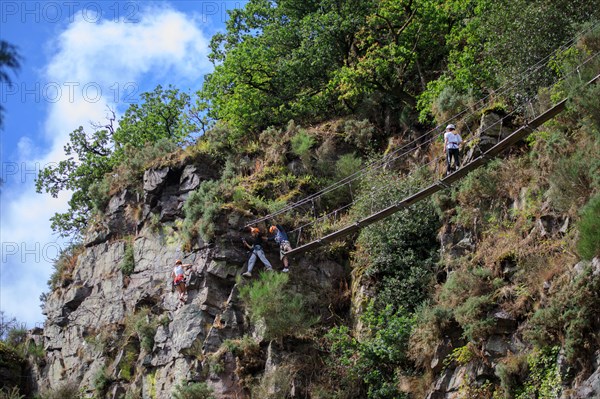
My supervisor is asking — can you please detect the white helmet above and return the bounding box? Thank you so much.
[446,124,456,130]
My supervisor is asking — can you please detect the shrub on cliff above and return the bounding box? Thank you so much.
[576,192,600,260]
[47,243,83,290]
[321,303,414,399]
[182,179,223,244]
[238,272,318,340]
[120,238,135,276]
[350,169,440,311]
[172,382,215,399]
[525,264,600,366]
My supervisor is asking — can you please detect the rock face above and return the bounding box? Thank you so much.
[463,110,515,164]
[33,161,345,399]
[426,193,600,399]
[28,137,600,399]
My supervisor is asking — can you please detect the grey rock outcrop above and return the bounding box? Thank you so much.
[33,162,345,399]
[463,110,514,164]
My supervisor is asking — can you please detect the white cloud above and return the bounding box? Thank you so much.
[0,4,212,327]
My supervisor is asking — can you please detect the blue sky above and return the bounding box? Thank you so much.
[0,1,247,328]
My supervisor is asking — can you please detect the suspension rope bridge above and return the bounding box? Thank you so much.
[283,71,600,257]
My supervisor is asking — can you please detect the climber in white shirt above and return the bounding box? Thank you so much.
[444,124,462,175]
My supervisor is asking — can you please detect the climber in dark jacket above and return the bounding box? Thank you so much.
[242,227,273,277]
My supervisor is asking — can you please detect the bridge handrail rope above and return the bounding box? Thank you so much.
[285,108,517,237]
[246,101,517,229]
[284,71,600,257]
[244,23,599,230]
[259,105,523,243]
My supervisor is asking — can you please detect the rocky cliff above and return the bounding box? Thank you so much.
[23,110,600,399]
[31,159,346,398]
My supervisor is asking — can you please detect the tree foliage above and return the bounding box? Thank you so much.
[418,0,600,122]
[200,0,372,137]
[199,0,459,137]
[113,86,199,152]
[332,0,450,129]
[202,0,598,133]
[36,85,199,237]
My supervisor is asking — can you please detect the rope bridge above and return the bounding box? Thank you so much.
[283,71,600,256]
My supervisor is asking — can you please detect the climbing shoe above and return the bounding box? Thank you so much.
[242,272,252,277]
[282,268,289,273]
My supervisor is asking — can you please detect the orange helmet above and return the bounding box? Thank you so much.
[250,227,260,235]
[175,259,182,265]
[269,225,278,234]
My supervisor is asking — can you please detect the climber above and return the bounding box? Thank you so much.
[172,259,193,303]
[242,227,273,277]
[444,124,462,175]
[269,224,292,272]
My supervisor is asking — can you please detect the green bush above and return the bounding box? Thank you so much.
[335,153,363,181]
[351,170,440,312]
[290,129,315,167]
[93,367,111,398]
[119,345,138,381]
[525,265,600,364]
[439,267,493,308]
[182,180,223,243]
[172,382,215,399]
[576,192,600,260]
[135,317,157,353]
[453,295,495,342]
[120,238,135,276]
[109,139,180,194]
[88,177,111,213]
[222,336,259,357]
[430,85,472,126]
[319,153,363,210]
[437,268,496,341]
[343,119,376,153]
[38,382,81,399]
[47,243,83,290]
[444,343,479,367]
[514,347,561,399]
[496,353,529,399]
[123,308,157,353]
[323,303,414,399]
[238,272,318,340]
[547,149,597,213]
[25,339,46,360]
[452,159,504,226]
